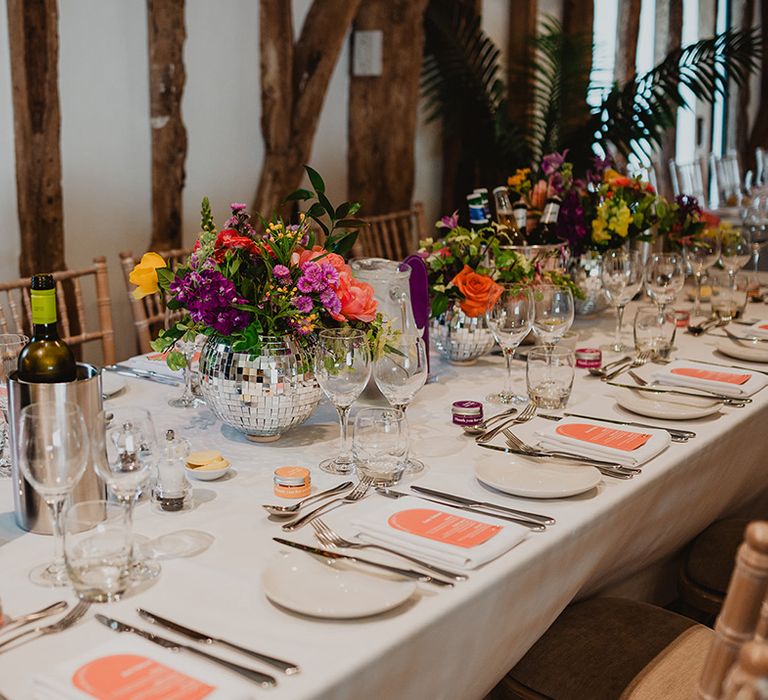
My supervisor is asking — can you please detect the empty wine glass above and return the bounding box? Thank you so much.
[93,407,160,581]
[314,328,371,475]
[19,401,89,587]
[0,333,28,476]
[168,336,205,408]
[645,253,685,317]
[485,286,534,404]
[684,233,721,319]
[532,285,574,351]
[373,334,428,474]
[601,250,644,353]
[721,230,752,289]
[743,193,768,276]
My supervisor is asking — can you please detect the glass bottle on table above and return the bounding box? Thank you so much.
[527,196,561,245]
[373,334,428,475]
[512,201,529,243]
[493,187,526,245]
[601,249,644,353]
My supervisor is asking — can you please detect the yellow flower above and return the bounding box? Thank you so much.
[611,203,632,238]
[591,217,610,243]
[129,252,166,299]
[507,168,531,188]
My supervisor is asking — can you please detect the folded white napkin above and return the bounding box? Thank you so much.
[349,495,527,570]
[650,359,768,397]
[747,320,768,339]
[32,637,254,700]
[123,352,183,379]
[535,416,671,466]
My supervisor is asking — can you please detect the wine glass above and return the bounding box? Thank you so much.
[18,401,88,587]
[485,286,534,404]
[532,285,574,351]
[93,407,160,581]
[314,328,371,475]
[168,336,205,408]
[645,253,685,317]
[743,193,768,276]
[373,334,428,474]
[0,333,28,476]
[721,230,752,290]
[684,233,721,320]
[601,250,644,353]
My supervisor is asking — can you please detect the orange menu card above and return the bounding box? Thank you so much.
[388,508,502,549]
[72,654,215,699]
[556,423,651,451]
[671,367,750,385]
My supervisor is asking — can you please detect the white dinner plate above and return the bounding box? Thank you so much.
[101,372,126,398]
[613,388,721,420]
[262,550,416,619]
[474,453,601,499]
[715,339,768,363]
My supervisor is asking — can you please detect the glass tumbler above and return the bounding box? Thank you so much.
[352,408,408,486]
[526,346,575,409]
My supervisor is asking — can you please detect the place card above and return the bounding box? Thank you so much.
[556,423,651,451]
[671,367,750,385]
[388,508,502,549]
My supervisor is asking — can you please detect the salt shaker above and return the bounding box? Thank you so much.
[153,429,192,512]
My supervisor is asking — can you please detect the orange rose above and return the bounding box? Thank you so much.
[450,265,503,318]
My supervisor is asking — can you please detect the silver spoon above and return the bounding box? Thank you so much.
[262,481,354,517]
[0,601,68,634]
[588,355,632,378]
[461,407,518,435]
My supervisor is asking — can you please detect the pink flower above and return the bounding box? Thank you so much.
[530,180,548,210]
[297,246,346,273]
[437,210,460,229]
[334,271,377,323]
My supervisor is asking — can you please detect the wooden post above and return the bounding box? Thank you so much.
[747,0,768,167]
[561,0,594,138]
[614,0,642,84]
[733,0,755,170]
[6,0,66,277]
[253,0,362,217]
[506,0,537,135]
[347,0,429,215]
[147,0,187,251]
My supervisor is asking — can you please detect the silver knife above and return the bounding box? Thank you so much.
[105,365,180,386]
[136,609,299,674]
[409,485,555,525]
[375,488,546,530]
[606,381,750,404]
[272,538,454,587]
[540,412,696,440]
[95,615,276,687]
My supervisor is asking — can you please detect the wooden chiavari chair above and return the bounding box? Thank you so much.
[669,158,709,206]
[355,202,426,261]
[0,256,116,366]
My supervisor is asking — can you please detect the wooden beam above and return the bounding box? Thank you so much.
[147,0,187,251]
[347,0,429,215]
[506,0,537,132]
[614,0,641,84]
[747,0,768,167]
[733,0,755,170]
[6,0,66,277]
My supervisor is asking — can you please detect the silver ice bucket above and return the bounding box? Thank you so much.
[8,363,106,534]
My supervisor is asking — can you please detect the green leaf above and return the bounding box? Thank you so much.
[305,165,325,194]
[336,218,368,228]
[318,191,335,221]
[307,202,326,219]
[284,188,314,202]
[166,350,187,371]
[331,231,359,257]
[335,202,352,220]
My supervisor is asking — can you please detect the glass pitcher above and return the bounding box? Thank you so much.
[350,258,419,334]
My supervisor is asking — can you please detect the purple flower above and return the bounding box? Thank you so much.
[437,210,459,229]
[297,262,324,293]
[319,287,342,316]
[556,190,589,256]
[320,262,339,287]
[541,149,569,176]
[272,264,291,283]
[292,295,314,313]
[230,203,247,213]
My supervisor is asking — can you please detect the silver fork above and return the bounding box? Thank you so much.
[476,403,537,443]
[310,519,468,582]
[282,477,373,531]
[0,600,90,653]
[502,429,639,479]
[602,350,652,381]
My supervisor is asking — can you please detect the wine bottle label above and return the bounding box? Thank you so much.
[30,288,57,325]
[541,202,560,224]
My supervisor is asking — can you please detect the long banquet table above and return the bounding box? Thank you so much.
[1,303,767,699]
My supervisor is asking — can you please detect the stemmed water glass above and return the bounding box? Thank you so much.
[743,193,768,275]
[168,336,204,408]
[314,328,371,475]
[721,231,752,290]
[18,401,89,587]
[684,234,721,320]
[373,334,428,475]
[601,250,644,352]
[532,285,574,351]
[93,407,160,581]
[485,286,534,404]
[645,253,685,318]
[0,333,28,476]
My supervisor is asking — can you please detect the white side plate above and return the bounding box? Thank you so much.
[613,388,720,420]
[715,339,768,364]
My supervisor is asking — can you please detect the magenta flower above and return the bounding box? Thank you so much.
[230,203,247,213]
[292,295,314,313]
[541,149,569,176]
[437,210,459,229]
[272,264,291,283]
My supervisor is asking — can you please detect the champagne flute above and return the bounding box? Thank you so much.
[93,407,160,581]
[373,334,428,474]
[314,328,371,475]
[645,253,685,317]
[532,285,574,351]
[19,401,88,587]
[684,233,721,320]
[485,286,534,404]
[0,333,28,476]
[601,250,644,352]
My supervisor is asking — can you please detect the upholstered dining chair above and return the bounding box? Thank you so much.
[354,202,426,261]
[119,248,191,354]
[0,256,116,366]
[485,520,768,700]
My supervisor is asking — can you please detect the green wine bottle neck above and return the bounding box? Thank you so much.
[30,322,60,340]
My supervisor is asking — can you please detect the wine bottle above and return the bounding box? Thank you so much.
[528,196,561,245]
[17,274,77,383]
[493,187,526,245]
[512,201,529,244]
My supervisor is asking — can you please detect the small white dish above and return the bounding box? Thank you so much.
[474,453,601,499]
[262,549,415,619]
[613,388,720,420]
[101,373,126,398]
[185,463,231,481]
[715,339,768,364]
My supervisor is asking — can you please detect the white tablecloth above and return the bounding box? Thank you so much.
[1,304,767,699]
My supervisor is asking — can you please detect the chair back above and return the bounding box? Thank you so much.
[698,521,768,699]
[721,639,768,699]
[356,202,426,261]
[0,257,116,365]
[710,152,743,209]
[120,248,191,355]
[669,158,708,205]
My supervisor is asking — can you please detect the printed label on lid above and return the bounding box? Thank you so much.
[30,288,56,325]
[671,367,750,385]
[556,423,651,451]
[387,508,501,549]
